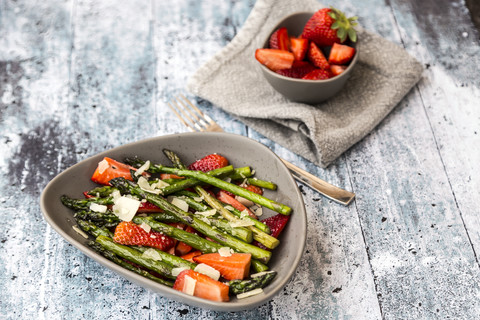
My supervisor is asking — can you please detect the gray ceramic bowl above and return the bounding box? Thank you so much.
[259,12,358,104]
[40,132,307,311]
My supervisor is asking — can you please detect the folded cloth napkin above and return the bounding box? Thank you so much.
[187,0,423,168]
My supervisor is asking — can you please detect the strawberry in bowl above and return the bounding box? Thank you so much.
[254,8,359,104]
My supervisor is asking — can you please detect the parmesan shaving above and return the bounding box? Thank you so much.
[251,270,275,278]
[172,267,189,277]
[97,159,109,174]
[139,222,151,233]
[112,196,140,221]
[135,160,150,176]
[72,225,89,239]
[142,248,162,261]
[237,288,263,299]
[171,197,189,212]
[235,196,254,207]
[89,202,107,213]
[224,205,235,212]
[253,206,263,217]
[183,275,196,296]
[229,219,255,228]
[194,263,221,281]
[138,176,162,195]
[218,247,233,257]
[195,209,217,217]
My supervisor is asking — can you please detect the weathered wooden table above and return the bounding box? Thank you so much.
[1,0,479,319]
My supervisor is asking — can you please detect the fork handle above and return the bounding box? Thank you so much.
[280,159,355,206]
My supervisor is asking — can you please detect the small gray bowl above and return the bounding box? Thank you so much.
[259,12,359,104]
[40,132,307,311]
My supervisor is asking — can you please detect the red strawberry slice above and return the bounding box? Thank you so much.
[255,49,294,72]
[290,37,309,61]
[188,154,229,172]
[330,64,347,76]
[269,27,290,50]
[175,226,198,256]
[91,157,139,186]
[276,61,317,79]
[137,201,163,213]
[216,190,257,219]
[181,250,202,262]
[328,43,356,65]
[113,221,175,251]
[242,184,263,196]
[253,213,290,250]
[302,68,332,80]
[173,269,230,302]
[307,42,330,70]
[160,173,184,180]
[193,252,251,280]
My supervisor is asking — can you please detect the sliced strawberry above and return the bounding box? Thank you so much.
[328,43,356,65]
[253,213,290,250]
[216,190,257,219]
[242,184,263,196]
[193,253,251,280]
[255,49,294,72]
[181,250,202,262]
[91,157,138,186]
[276,61,317,79]
[113,221,175,251]
[83,191,95,199]
[175,226,197,256]
[269,27,290,50]
[307,42,330,70]
[173,269,230,302]
[188,154,229,172]
[160,173,184,180]
[302,68,332,80]
[290,37,309,61]
[330,64,347,76]
[137,201,163,213]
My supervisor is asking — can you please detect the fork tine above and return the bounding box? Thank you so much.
[176,95,210,131]
[167,101,197,132]
[179,94,216,126]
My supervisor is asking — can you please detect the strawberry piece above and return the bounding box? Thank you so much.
[137,201,163,213]
[302,68,332,80]
[175,226,197,256]
[307,42,330,70]
[173,269,230,302]
[330,64,347,76]
[181,250,202,262]
[91,157,138,186]
[276,61,317,79]
[269,27,290,50]
[242,184,263,196]
[188,154,229,172]
[290,37,309,61]
[301,8,358,46]
[253,213,290,250]
[113,221,175,251]
[216,190,257,219]
[193,253,251,280]
[328,43,356,65]
[160,173,184,180]
[255,49,294,72]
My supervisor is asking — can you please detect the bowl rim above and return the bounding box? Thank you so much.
[40,131,307,311]
[259,11,359,83]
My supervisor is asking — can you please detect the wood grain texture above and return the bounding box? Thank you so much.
[1,0,480,319]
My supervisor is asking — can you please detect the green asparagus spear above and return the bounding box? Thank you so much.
[229,271,277,294]
[154,167,292,215]
[96,235,176,279]
[88,241,174,287]
[61,195,114,211]
[132,246,197,269]
[195,186,279,249]
[224,205,270,234]
[246,178,277,191]
[85,186,118,197]
[76,219,114,238]
[73,210,120,224]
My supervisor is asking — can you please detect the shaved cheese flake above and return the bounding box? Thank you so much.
[138,176,162,194]
[223,177,231,183]
[193,196,204,202]
[172,267,189,277]
[135,160,151,176]
[240,209,250,219]
[171,197,189,212]
[224,205,235,212]
[111,190,121,200]
[254,206,263,217]
[251,270,275,278]
[98,159,109,174]
[152,179,170,189]
[230,219,255,228]
[112,196,140,221]
[251,170,256,175]
[89,202,107,213]
[237,288,263,299]
[142,248,162,261]
[72,225,89,239]
[198,216,211,225]
[218,247,233,257]
[194,263,221,281]
[195,209,217,217]
[139,222,151,233]
[236,196,254,207]
[183,275,197,296]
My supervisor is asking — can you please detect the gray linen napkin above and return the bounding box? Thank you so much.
[187,0,423,168]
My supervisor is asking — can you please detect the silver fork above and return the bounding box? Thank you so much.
[167,94,355,206]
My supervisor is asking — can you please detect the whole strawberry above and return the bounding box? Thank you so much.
[188,154,229,172]
[302,7,358,46]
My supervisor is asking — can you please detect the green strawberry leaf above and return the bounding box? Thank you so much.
[331,21,340,30]
[348,28,357,42]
